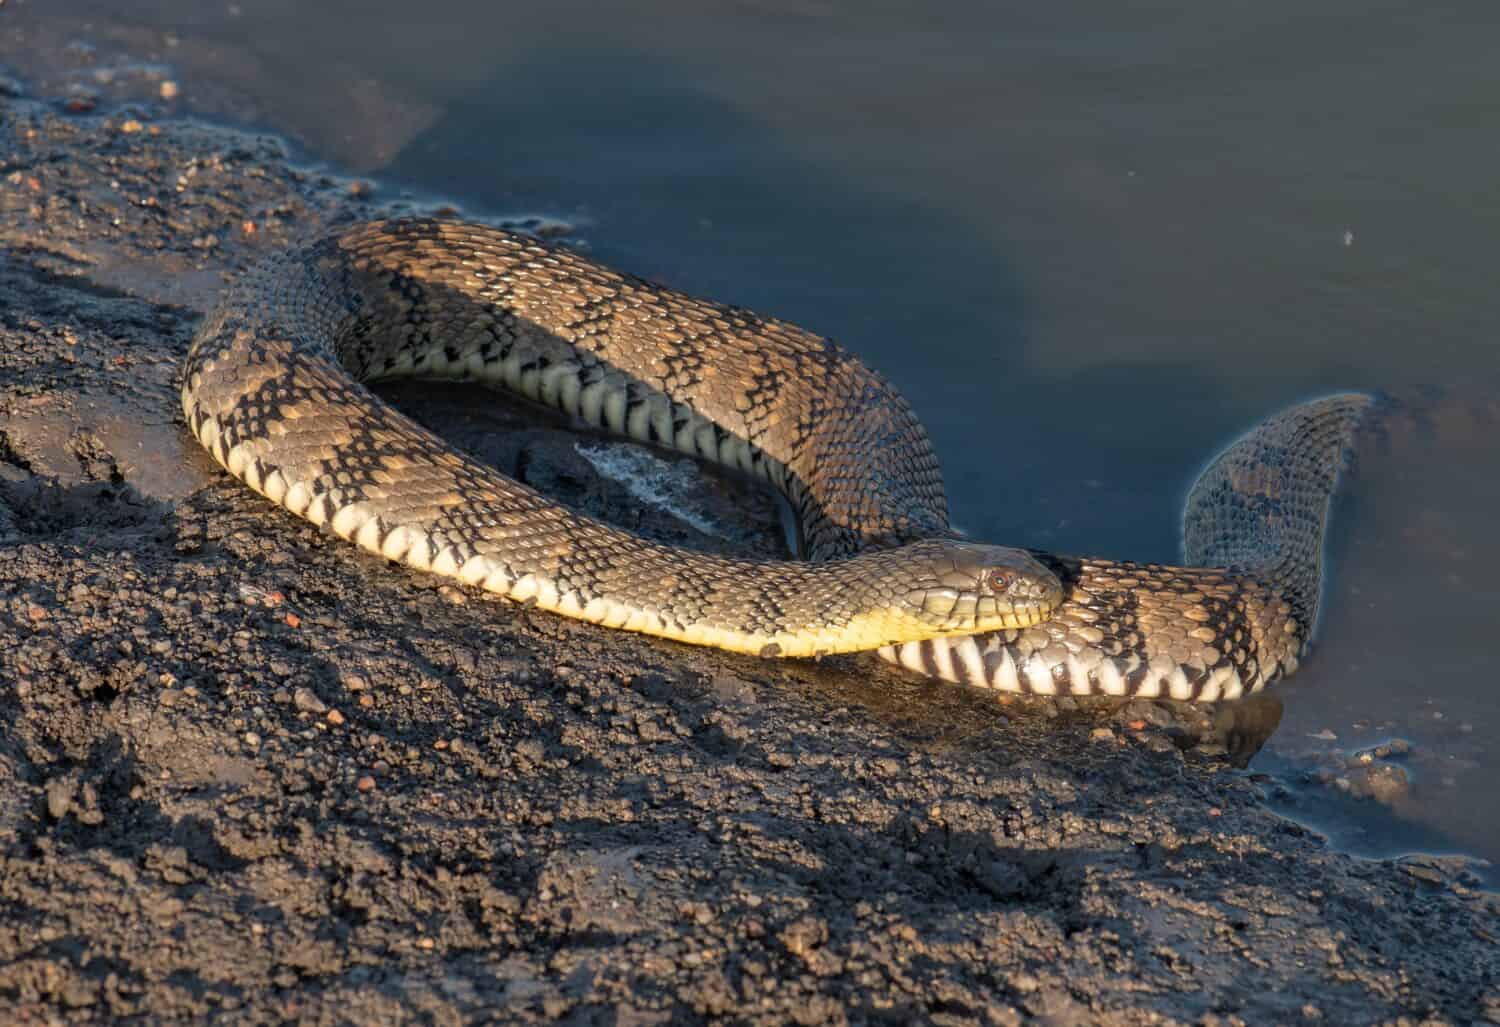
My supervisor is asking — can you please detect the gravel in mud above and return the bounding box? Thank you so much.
[0,70,1496,1025]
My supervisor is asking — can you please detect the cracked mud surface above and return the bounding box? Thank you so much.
[0,65,1496,1026]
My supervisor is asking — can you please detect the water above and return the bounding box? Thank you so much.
[18,0,1500,876]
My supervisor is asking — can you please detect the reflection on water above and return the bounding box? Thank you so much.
[14,0,1498,876]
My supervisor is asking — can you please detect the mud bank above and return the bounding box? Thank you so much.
[0,74,1496,1025]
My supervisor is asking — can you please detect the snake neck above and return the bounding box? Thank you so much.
[882,553,1304,702]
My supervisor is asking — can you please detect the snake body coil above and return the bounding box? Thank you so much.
[183,219,1367,699]
[182,221,1059,658]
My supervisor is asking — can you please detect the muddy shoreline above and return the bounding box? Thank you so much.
[0,64,1496,1025]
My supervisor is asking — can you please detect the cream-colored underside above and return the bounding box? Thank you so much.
[189,400,1032,657]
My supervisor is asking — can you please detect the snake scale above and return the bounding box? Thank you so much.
[183,218,1370,700]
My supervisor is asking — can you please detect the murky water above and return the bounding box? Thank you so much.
[19,0,1500,876]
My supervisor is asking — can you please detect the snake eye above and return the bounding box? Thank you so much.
[986,569,1013,593]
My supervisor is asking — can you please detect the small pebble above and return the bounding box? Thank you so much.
[356,775,376,792]
[46,779,75,820]
[292,687,326,714]
[326,710,345,726]
[159,80,179,100]
[1403,863,1446,885]
[1008,971,1040,994]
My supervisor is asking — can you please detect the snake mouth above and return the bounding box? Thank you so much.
[899,544,1063,634]
[909,592,1056,631]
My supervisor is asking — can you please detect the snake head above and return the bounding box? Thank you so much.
[900,540,1062,634]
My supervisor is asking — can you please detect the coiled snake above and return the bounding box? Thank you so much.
[183,219,1369,700]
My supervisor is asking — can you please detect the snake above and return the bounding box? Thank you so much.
[181,221,1062,659]
[182,218,1369,700]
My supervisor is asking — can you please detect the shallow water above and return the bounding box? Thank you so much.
[20,0,1500,875]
